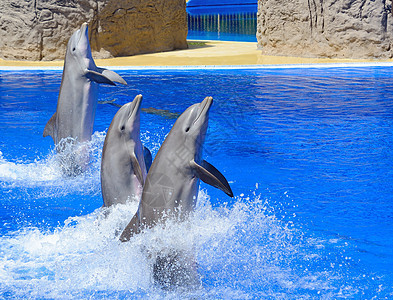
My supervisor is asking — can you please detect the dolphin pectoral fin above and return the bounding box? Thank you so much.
[120,213,140,242]
[43,113,56,142]
[190,159,234,197]
[131,153,144,185]
[85,69,116,86]
[97,67,128,85]
[143,146,152,172]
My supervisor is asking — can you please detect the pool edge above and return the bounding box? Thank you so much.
[1,62,393,71]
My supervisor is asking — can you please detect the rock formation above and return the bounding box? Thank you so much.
[0,0,188,61]
[257,0,393,59]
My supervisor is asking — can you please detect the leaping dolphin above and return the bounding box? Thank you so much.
[120,96,233,241]
[101,95,152,208]
[119,96,233,288]
[43,23,126,175]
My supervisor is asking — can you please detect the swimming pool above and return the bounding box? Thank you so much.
[187,13,257,42]
[186,0,257,42]
[0,66,392,298]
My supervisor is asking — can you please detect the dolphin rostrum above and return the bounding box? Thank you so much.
[43,23,126,174]
[120,96,233,241]
[101,94,152,207]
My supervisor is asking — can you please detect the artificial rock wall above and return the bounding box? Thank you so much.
[257,0,393,59]
[0,0,188,61]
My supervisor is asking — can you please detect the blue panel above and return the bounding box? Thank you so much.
[187,0,256,6]
[187,4,257,15]
[187,0,258,15]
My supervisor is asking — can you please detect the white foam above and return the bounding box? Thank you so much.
[0,189,354,298]
[0,150,61,182]
[0,131,106,185]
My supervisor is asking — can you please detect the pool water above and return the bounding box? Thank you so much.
[0,67,392,298]
[187,13,257,42]
[188,30,257,42]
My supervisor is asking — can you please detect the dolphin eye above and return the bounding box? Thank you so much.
[72,47,76,52]
[120,125,125,131]
[185,127,190,132]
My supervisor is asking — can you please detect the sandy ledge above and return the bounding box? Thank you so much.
[0,41,392,68]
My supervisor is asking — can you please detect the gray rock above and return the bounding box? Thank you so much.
[0,0,187,61]
[257,0,393,59]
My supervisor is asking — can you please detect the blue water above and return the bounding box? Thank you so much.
[187,12,258,42]
[0,67,392,298]
[187,1,258,15]
[188,30,257,42]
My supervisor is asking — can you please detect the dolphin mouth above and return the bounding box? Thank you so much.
[194,96,213,125]
[127,94,143,119]
[77,23,88,46]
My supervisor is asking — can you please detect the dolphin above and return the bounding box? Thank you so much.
[119,96,233,288]
[101,94,152,207]
[43,23,126,174]
[120,96,233,241]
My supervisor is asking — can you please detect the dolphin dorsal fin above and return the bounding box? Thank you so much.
[190,159,234,197]
[143,146,152,172]
[43,113,56,142]
[85,69,116,86]
[120,213,140,242]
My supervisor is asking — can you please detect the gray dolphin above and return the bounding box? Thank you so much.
[43,23,126,174]
[120,96,233,241]
[119,96,233,288]
[101,94,152,207]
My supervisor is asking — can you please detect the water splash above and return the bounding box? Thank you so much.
[0,149,62,182]
[0,188,357,299]
[0,131,106,186]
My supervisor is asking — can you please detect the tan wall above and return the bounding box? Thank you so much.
[0,0,188,61]
[257,0,393,59]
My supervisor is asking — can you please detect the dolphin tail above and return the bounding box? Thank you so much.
[120,213,140,242]
[96,67,128,85]
[190,159,234,197]
[43,113,56,143]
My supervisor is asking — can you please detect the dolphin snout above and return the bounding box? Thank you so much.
[201,96,213,109]
[77,23,89,44]
[129,94,143,115]
[200,96,213,115]
[123,95,143,124]
[195,96,213,123]
[80,22,88,32]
